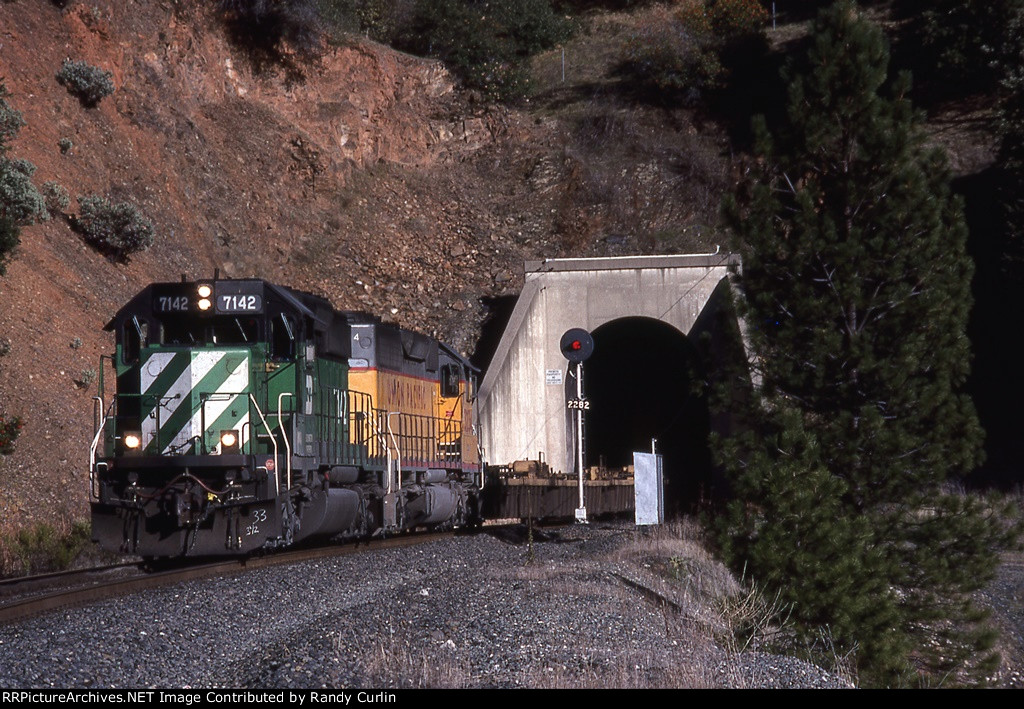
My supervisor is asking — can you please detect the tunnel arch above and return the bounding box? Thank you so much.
[581,316,712,511]
[476,254,739,490]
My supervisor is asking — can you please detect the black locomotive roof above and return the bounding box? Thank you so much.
[104,278,329,331]
[103,278,477,371]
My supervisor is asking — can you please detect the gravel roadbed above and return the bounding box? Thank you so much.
[0,524,851,689]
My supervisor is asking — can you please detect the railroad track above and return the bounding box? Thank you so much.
[0,531,453,626]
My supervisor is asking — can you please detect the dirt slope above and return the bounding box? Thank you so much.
[0,1,726,532]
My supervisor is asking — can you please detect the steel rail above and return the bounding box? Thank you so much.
[0,531,455,627]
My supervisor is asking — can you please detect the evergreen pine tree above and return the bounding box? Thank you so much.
[719,1,1012,686]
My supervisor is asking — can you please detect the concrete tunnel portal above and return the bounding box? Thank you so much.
[476,253,741,514]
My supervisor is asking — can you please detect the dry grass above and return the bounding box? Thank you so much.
[357,634,474,689]
[605,518,740,601]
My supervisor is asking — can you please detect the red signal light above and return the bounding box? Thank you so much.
[560,328,593,363]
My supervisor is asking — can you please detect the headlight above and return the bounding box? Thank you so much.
[123,433,142,450]
[198,297,212,311]
[197,284,213,298]
[220,430,239,453]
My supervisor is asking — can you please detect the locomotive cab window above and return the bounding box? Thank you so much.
[211,317,260,345]
[271,313,296,359]
[440,364,461,398]
[122,317,148,364]
[161,319,204,345]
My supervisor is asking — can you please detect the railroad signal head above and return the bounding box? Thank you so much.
[560,328,594,363]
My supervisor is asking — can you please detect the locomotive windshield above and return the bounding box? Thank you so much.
[159,315,261,346]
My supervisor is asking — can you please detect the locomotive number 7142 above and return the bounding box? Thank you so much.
[217,294,262,313]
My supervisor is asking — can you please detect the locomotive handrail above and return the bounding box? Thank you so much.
[277,393,294,490]
[248,394,279,496]
[379,410,465,471]
[240,420,252,454]
[387,412,402,491]
[93,394,104,436]
[88,396,114,500]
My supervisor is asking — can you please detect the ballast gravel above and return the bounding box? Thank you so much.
[0,524,852,689]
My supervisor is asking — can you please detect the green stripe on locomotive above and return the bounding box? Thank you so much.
[138,347,251,455]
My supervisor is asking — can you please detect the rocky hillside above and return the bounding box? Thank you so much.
[0,1,726,531]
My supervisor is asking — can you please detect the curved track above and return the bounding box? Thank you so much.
[0,532,453,626]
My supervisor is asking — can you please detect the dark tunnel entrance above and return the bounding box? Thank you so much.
[583,317,712,513]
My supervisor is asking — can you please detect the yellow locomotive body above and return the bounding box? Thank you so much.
[344,315,479,473]
[347,362,479,470]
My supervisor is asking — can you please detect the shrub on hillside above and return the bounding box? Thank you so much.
[0,413,22,456]
[617,4,723,104]
[73,195,154,261]
[42,181,69,217]
[896,0,1023,103]
[55,59,115,107]
[0,82,29,275]
[2,89,58,230]
[0,89,47,275]
[0,83,25,151]
[708,0,769,37]
[617,0,766,106]
[0,217,16,276]
[1,521,91,576]
[0,157,47,227]
[317,0,416,43]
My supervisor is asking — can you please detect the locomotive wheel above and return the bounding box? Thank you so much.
[280,498,297,547]
[394,497,407,533]
[353,496,370,539]
[454,496,466,529]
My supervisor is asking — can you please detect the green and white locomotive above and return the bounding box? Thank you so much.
[90,277,483,557]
